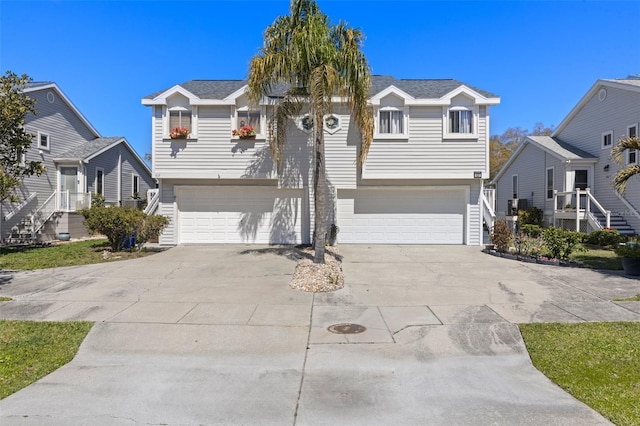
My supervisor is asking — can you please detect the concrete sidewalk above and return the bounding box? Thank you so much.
[1,245,639,424]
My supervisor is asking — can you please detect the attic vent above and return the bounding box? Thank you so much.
[598,88,607,102]
[47,92,55,103]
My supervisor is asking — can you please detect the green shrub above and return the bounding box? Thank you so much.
[491,218,512,253]
[615,242,640,259]
[518,207,544,226]
[520,224,543,238]
[585,229,623,248]
[91,193,105,208]
[135,214,170,250]
[81,206,169,252]
[542,227,583,260]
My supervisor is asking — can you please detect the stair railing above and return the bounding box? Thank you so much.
[481,190,496,231]
[31,191,58,239]
[3,192,37,221]
[144,189,160,215]
[615,191,640,225]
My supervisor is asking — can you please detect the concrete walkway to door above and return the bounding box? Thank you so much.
[1,244,640,425]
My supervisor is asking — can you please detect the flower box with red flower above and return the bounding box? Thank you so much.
[232,125,257,139]
[169,126,190,139]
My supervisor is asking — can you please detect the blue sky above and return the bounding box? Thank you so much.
[1,1,639,159]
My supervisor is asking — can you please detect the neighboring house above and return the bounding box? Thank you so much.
[1,82,154,243]
[493,77,640,235]
[142,76,500,245]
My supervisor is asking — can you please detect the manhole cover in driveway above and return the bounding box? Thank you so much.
[327,323,367,334]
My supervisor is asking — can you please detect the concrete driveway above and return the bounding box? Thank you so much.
[1,244,640,425]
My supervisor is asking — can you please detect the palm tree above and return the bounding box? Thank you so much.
[611,136,640,193]
[248,0,374,263]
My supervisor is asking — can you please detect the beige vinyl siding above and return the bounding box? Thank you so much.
[363,106,487,179]
[555,85,640,232]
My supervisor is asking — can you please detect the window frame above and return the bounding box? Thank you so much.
[546,167,554,200]
[37,131,50,151]
[235,107,263,137]
[95,167,104,195]
[132,174,140,198]
[374,106,407,139]
[443,105,479,140]
[601,130,613,149]
[628,124,638,164]
[166,106,197,139]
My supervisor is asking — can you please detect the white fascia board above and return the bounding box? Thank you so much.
[439,85,501,106]
[553,79,640,137]
[141,85,200,106]
[369,85,415,105]
[25,83,101,138]
[223,85,249,102]
[155,171,277,180]
[85,138,152,176]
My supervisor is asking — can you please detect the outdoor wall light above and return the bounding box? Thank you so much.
[604,164,610,171]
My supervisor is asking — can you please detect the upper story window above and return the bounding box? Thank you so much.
[38,131,50,150]
[602,130,613,149]
[379,109,404,134]
[546,167,554,199]
[628,124,638,164]
[95,168,104,195]
[237,108,261,135]
[132,175,140,197]
[449,108,473,134]
[512,174,519,199]
[169,110,192,137]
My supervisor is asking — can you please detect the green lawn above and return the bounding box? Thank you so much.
[570,246,622,270]
[520,322,640,426]
[0,239,153,270]
[0,320,93,399]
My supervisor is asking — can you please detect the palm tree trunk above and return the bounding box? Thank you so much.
[313,111,326,264]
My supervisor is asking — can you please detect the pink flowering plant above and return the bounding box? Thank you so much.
[169,126,190,139]
[232,125,257,138]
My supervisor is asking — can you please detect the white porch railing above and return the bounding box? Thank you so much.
[3,192,37,221]
[58,191,91,212]
[553,188,610,231]
[614,191,640,224]
[481,188,496,230]
[144,189,159,215]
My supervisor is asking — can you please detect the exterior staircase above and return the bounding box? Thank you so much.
[592,211,636,237]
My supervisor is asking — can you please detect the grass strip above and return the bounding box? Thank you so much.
[0,239,152,270]
[520,322,640,425]
[0,320,93,399]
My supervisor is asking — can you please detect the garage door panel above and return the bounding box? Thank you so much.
[338,189,465,245]
[178,187,302,244]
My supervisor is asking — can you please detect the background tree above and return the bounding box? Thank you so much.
[489,122,554,179]
[0,71,46,202]
[611,136,640,193]
[248,0,374,263]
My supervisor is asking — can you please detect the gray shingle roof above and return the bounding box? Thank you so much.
[528,136,596,160]
[56,137,123,160]
[144,76,497,100]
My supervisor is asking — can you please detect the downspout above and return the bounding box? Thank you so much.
[118,150,122,205]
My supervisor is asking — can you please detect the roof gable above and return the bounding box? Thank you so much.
[55,137,151,176]
[24,83,101,138]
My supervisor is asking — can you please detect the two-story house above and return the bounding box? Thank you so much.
[142,76,500,245]
[493,77,640,235]
[1,82,154,243]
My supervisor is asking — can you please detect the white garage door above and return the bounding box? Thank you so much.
[337,188,465,244]
[178,186,303,244]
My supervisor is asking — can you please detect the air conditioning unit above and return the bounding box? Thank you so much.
[507,198,528,216]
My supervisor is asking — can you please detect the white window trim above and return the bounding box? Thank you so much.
[37,131,50,151]
[374,106,408,139]
[132,174,140,197]
[443,105,479,140]
[233,105,266,139]
[546,167,554,200]
[628,124,638,164]
[601,130,613,149]
[512,174,519,199]
[165,106,198,139]
[95,167,104,195]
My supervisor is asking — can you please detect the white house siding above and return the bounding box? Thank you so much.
[555,85,640,232]
[362,106,487,179]
[325,111,358,189]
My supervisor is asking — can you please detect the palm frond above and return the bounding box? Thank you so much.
[611,136,640,164]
